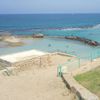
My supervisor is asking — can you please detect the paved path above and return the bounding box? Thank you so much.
[71,58,100,76]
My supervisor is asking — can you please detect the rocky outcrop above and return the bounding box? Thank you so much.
[3,36,21,43]
[65,36,100,46]
[32,33,44,38]
[2,36,24,47]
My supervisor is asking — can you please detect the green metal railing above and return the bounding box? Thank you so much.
[57,50,100,77]
[57,65,62,77]
[57,58,80,77]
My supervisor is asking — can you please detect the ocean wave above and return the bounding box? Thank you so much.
[0,27,83,32]
[59,27,83,31]
[61,24,100,30]
[0,25,99,33]
[92,24,100,29]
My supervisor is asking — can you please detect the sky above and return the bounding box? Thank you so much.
[0,0,100,14]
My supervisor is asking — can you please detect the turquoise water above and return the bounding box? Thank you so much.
[0,38,99,60]
[0,14,100,59]
[0,14,100,42]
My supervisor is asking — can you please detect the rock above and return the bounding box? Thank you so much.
[2,36,24,47]
[3,36,21,43]
[32,33,44,38]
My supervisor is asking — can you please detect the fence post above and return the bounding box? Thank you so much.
[57,65,62,77]
[57,65,60,77]
[78,58,80,68]
[40,57,41,67]
[90,52,93,62]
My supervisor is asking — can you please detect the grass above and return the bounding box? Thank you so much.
[74,66,100,98]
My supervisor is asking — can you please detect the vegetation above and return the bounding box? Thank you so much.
[74,66,100,98]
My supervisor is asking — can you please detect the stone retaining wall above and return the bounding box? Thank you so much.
[11,54,54,71]
[14,52,69,69]
[0,53,56,75]
[11,52,72,70]
[0,52,73,75]
[0,59,11,68]
[62,74,99,100]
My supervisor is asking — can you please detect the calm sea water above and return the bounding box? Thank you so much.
[0,14,100,59]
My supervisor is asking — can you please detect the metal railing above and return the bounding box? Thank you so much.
[57,50,100,77]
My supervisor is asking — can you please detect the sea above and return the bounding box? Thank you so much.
[0,14,100,60]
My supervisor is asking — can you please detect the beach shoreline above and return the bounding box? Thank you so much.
[0,34,100,48]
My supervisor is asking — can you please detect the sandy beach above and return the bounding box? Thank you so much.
[0,52,77,100]
[0,2,100,100]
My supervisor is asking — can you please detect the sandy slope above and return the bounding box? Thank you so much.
[0,66,77,100]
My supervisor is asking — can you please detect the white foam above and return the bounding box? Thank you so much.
[92,24,100,29]
[61,28,82,31]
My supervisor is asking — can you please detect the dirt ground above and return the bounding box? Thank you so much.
[0,54,77,100]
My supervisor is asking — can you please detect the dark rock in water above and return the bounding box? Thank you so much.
[32,33,44,38]
[65,36,100,46]
[90,41,99,46]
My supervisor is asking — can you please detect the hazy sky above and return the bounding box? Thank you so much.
[0,0,100,14]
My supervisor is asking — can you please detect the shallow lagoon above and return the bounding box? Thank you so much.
[0,37,100,60]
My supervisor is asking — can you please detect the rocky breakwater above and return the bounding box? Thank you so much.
[65,36,100,46]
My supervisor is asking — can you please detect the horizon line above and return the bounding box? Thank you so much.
[0,13,100,15]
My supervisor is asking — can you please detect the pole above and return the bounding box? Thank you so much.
[78,58,80,68]
[91,52,93,62]
[57,65,62,77]
[40,57,41,67]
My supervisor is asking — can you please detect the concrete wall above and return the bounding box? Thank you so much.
[62,74,99,100]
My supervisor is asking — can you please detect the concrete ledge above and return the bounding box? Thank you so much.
[57,52,76,57]
[0,67,18,76]
[62,74,99,100]
[0,59,11,68]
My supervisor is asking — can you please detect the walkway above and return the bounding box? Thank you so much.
[0,66,77,100]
